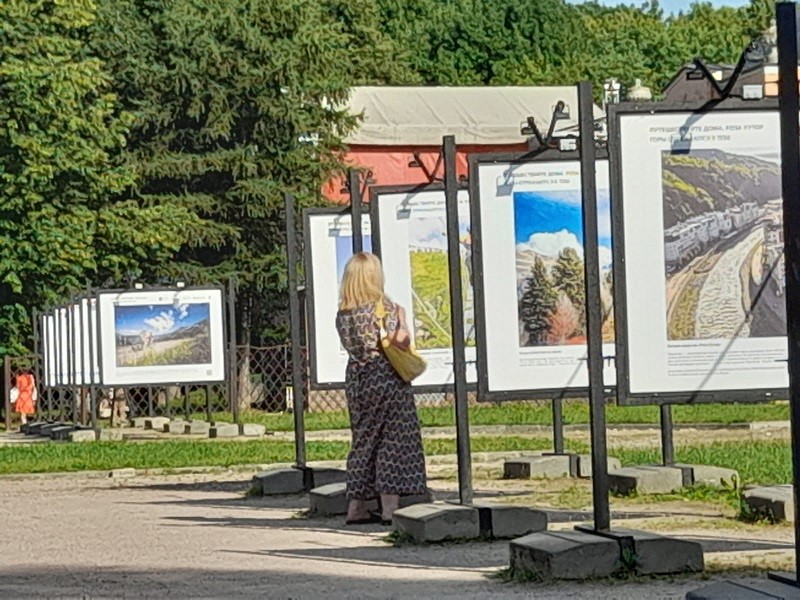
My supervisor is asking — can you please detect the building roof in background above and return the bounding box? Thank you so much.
[343,86,605,146]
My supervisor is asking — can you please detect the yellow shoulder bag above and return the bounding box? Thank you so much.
[375,301,427,382]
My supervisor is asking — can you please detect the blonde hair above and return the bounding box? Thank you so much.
[339,252,385,310]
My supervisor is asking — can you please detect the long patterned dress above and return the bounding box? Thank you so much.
[335,300,428,501]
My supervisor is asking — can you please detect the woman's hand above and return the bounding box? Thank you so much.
[388,305,411,350]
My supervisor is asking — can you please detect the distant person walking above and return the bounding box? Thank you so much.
[335,252,427,525]
[11,371,37,426]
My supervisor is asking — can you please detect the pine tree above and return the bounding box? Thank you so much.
[519,257,558,346]
[553,247,586,334]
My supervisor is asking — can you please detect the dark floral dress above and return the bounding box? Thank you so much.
[335,300,428,501]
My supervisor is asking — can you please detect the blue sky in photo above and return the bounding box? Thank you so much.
[335,234,373,283]
[567,0,749,15]
[115,303,209,337]
[513,189,612,248]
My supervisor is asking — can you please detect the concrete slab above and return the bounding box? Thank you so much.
[144,417,170,431]
[309,467,348,488]
[49,426,78,440]
[98,429,124,442]
[608,465,684,495]
[209,424,239,438]
[39,423,64,436]
[509,530,618,580]
[686,579,800,599]
[576,455,622,479]
[69,429,97,443]
[472,503,547,539]
[307,482,430,517]
[239,423,267,437]
[393,503,480,543]
[163,420,190,433]
[742,484,794,522]
[24,421,49,435]
[184,421,211,435]
[503,455,572,479]
[109,468,136,479]
[130,417,148,429]
[589,527,703,576]
[675,463,739,488]
[251,468,305,496]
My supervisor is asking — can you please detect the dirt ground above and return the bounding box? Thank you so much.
[0,467,794,600]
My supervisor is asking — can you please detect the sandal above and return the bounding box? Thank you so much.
[345,513,383,525]
[370,511,392,526]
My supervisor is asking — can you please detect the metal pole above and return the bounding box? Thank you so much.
[552,397,565,454]
[776,3,800,586]
[86,298,97,430]
[444,135,473,505]
[578,81,611,532]
[32,310,42,422]
[349,169,364,254]
[286,192,307,468]
[205,386,212,423]
[3,356,11,431]
[660,403,675,466]
[68,305,78,424]
[228,279,240,424]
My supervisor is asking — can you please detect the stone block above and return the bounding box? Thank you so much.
[49,426,78,440]
[309,467,348,488]
[576,455,622,479]
[209,423,239,438]
[399,491,433,509]
[163,420,190,434]
[39,423,64,436]
[510,531,618,580]
[686,579,800,599]
[24,421,49,435]
[393,503,480,543]
[609,466,684,495]
[98,429,124,442]
[130,417,148,428]
[675,463,740,488]
[309,482,378,516]
[69,429,97,443]
[742,485,794,522]
[599,527,704,575]
[144,417,170,431]
[184,421,211,435]
[251,468,305,496]
[239,423,267,437]
[109,468,136,479]
[472,503,547,539]
[503,455,572,479]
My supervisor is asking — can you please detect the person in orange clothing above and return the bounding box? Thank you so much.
[11,371,37,426]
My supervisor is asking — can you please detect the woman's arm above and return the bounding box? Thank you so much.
[388,305,411,350]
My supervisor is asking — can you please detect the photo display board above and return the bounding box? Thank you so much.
[57,307,70,385]
[611,103,787,403]
[371,186,477,389]
[305,208,373,387]
[97,287,226,386]
[70,302,84,385]
[42,313,56,387]
[471,153,616,400]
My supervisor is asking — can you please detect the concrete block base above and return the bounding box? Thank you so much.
[163,420,190,433]
[576,455,622,479]
[184,421,211,435]
[742,485,794,522]
[393,503,480,543]
[675,463,739,488]
[504,454,575,479]
[307,482,430,517]
[308,467,347,488]
[472,503,547,539]
[69,429,97,442]
[240,423,267,437]
[510,531,619,580]
[130,417,148,428]
[687,579,800,599]
[577,526,703,576]
[251,468,305,496]
[50,425,79,440]
[22,421,47,435]
[609,465,684,495]
[39,423,64,437]
[98,429,124,442]
[209,424,239,438]
[144,417,170,431]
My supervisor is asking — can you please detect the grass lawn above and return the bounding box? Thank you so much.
[0,434,791,485]
[205,401,790,432]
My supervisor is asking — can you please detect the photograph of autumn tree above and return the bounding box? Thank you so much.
[407,210,475,350]
[514,189,614,347]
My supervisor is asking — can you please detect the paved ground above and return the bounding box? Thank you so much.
[0,469,794,599]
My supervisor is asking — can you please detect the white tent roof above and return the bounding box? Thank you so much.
[343,86,604,146]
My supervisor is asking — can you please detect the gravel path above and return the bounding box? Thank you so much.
[0,472,789,599]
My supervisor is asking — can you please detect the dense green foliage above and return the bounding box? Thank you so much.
[0,0,777,354]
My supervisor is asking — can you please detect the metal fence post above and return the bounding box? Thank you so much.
[4,356,11,431]
[286,193,307,468]
[228,279,240,424]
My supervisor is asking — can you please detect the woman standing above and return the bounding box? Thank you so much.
[335,252,428,525]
